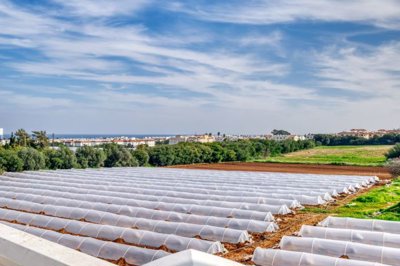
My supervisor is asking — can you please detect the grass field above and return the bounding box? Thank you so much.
[256,145,392,166]
[303,179,400,221]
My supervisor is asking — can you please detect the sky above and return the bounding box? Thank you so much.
[0,0,400,135]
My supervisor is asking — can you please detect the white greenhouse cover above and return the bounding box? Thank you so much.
[253,217,400,266]
[252,248,390,266]
[299,225,400,248]
[280,236,400,265]
[319,217,400,234]
[0,168,378,265]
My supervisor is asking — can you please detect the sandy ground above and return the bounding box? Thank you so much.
[171,162,391,179]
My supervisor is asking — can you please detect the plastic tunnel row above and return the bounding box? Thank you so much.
[0,182,276,220]
[38,167,377,184]
[0,176,293,213]
[0,176,330,206]
[0,191,278,233]
[7,171,360,196]
[1,221,169,266]
[1,176,301,212]
[252,217,400,266]
[8,170,374,199]
[0,207,224,254]
[0,197,250,244]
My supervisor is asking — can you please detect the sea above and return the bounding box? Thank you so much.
[3,134,176,139]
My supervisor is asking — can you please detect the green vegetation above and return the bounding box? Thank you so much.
[314,133,400,146]
[303,179,400,221]
[0,128,316,172]
[256,145,392,166]
[386,144,400,159]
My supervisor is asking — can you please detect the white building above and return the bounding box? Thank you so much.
[0,128,3,139]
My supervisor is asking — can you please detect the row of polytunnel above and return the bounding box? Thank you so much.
[0,168,379,265]
[252,217,400,266]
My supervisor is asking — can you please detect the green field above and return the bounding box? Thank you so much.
[256,145,392,166]
[303,179,400,221]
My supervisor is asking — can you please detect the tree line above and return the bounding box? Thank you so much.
[0,129,316,173]
[314,134,400,146]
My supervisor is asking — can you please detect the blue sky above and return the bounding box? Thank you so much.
[0,0,400,134]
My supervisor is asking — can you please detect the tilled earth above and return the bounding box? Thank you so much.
[172,162,391,179]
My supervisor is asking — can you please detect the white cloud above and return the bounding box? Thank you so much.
[51,0,150,17]
[169,0,400,29]
[314,42,400,98]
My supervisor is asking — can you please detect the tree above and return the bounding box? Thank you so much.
[0,149,23,172]
[131,149,149,166]
[76,146,106,168]
[272,129,291,136]
[103,144,138,167]
[148,145,175,166]
[32,130,49,149]
[17,147,46,170]
[386,144,400,159]
[15,129,31,147]
[44,147,78,169]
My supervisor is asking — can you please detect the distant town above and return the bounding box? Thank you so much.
[1,127,399,148]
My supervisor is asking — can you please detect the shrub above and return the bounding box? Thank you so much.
[17,147,46,170]
[385,159,400,178]
[44,147,78,170]
[386,144,400,159]
[0,149,24,172]
[131,149,149,166]
[76,146,106,168]
[103,144,138,167]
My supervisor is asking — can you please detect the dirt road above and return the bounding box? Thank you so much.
[171,162,391,179]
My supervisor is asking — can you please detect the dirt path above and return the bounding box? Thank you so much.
[171,162,391,179]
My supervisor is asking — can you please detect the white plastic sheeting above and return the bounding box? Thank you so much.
[0,168,378,265]
[2,221,169,265]
[0,197,249,244]
[319,217,400,234]
[0,208,224,254]
[252,248,390,266]
[7,167,377,206]
[280,236,400,265]
[0,181,276,220]
[0,191,277,233]
[299,225,400,248]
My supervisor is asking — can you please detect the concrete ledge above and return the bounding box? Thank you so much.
[143,249,244,266]
[0,223,114,266]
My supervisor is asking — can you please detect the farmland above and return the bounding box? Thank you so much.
[0,167,379,265]
[255,145,392,166]
[174,161,392,179]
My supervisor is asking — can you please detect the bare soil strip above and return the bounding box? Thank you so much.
[171,162,391,179]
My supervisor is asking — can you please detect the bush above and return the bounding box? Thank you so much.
[385,159,400,178]
[386,144,400,159]
[103,144,138,167]
[76,146,106,168]
[44,147,78,169]
[17,147,46,170]
[0,149,24,172]
[131,149,149,166]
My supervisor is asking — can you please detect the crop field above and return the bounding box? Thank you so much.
[0,167,379,265]
[255,145,393,166]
